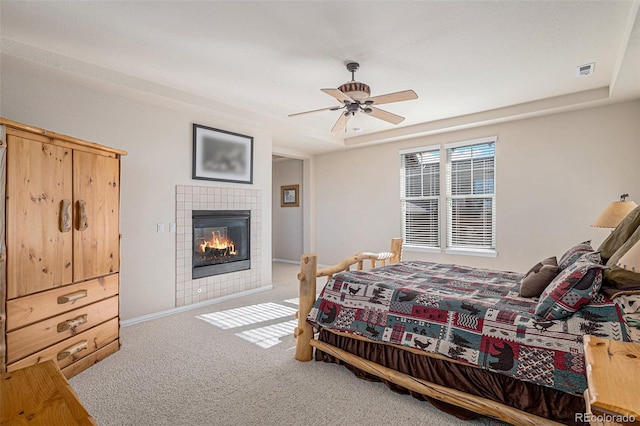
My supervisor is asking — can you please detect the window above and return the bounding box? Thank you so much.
[400,137,496,255]
[400,147,440,248]
[446,140,495,251]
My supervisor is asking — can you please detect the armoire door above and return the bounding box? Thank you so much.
[73,150,120,281]
[5,135,73,298]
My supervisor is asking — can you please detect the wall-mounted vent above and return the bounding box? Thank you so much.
[577,62,595,76]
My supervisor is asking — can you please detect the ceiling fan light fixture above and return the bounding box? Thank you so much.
[338,81,370,101]
[289,61,417,132]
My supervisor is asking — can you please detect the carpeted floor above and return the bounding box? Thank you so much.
[69,262,506,426]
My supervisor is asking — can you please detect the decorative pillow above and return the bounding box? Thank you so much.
[519,256,559,298]
[558,240,594,270]
[535,252,605,320]
[598,206,640,264]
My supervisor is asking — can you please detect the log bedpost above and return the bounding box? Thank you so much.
[295,253,318,361]
[390,237,403,264]
[294,238,402,362]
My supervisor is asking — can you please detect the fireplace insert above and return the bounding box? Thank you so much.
[192,210,250,279]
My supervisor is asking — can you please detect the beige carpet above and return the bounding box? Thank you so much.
[69,262,506,426]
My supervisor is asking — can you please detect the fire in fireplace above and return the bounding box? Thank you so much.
[197,227,237,261]
[192,210,250,279]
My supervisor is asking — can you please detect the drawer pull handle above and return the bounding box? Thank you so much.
[59,199,72,233]
[57,290,88,304]
[76,199,88,231]
[57,340,88,361]
[57,314,88,333]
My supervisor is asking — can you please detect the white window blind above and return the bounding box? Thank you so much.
[446,141,495,250]
[400,148,440,248]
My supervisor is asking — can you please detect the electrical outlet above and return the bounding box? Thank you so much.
[169,222,176,233]
[157,223,165,233]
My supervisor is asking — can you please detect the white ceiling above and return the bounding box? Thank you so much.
[1,1,639,156]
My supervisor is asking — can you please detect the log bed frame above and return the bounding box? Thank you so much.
[294,238,563,426]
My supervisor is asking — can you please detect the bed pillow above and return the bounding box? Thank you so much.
[535,252,605,320]
[598,206,640,264]
[601,225,640,297]
[558,241,594,270]
[519,256,559,298]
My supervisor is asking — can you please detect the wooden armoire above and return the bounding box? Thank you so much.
[0,117,126,378]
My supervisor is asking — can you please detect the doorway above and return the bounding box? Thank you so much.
[272,156,304,262]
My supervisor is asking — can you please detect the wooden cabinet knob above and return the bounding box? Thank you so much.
[57,290,87,304]
[59,199,72,233]
[57,340,88,361]
[57,314,88,333]
[76,199,88,231]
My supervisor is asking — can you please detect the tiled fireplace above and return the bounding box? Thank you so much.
[176,185,262,307]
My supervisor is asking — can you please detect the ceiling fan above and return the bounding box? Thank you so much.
[289,62,418,132]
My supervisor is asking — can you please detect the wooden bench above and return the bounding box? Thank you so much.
[1,360,97,425]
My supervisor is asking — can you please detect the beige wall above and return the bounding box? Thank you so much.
[313,101,640,272]
[272,158,304,262]
[2,53,639,320]
[0,55,273,320]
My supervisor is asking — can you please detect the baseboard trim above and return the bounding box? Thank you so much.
[273,258,333,269]
[272,258,300,265]
[121,284,274,327]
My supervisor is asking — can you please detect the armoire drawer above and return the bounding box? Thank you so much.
[7,317,119,372]
[61,340,121,379]
[6,296,119,364]
[6,273,119,332]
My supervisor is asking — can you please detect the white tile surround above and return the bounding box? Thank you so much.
[175,185,262,307]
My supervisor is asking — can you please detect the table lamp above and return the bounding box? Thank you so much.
[591,194,638,228]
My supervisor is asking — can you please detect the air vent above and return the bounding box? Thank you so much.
[577,62,595,76]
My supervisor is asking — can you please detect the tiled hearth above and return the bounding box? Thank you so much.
[175,185,262,307]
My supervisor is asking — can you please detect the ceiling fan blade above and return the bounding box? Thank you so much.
[321,88,354,104]
[331,112,351,132]
[366,107,405,125]
[365,90,418,106]
[288,106,342,117]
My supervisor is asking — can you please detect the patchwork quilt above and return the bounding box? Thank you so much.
[307,261,628,395]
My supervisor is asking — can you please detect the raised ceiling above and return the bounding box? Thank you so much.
[1,1,639,156]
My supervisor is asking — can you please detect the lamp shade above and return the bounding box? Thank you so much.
[591,200,638,228]
[617,240,640,273]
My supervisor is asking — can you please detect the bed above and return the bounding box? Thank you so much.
[294,208,640,426]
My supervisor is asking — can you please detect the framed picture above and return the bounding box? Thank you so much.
[192,123,253,184]
[281,184,299,207]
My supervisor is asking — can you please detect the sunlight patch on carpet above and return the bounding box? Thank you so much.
[283,295,319,306]
[196,303,297,329]
[235,320,298,348]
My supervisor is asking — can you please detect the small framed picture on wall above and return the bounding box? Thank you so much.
[281,184,299,207]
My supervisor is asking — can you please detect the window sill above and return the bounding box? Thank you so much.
[402,245,498,258]
[445,248,498,258]
[402,245,441,254]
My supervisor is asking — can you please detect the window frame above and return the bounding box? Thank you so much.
[399,144,441,252]
[400,136,497,258]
